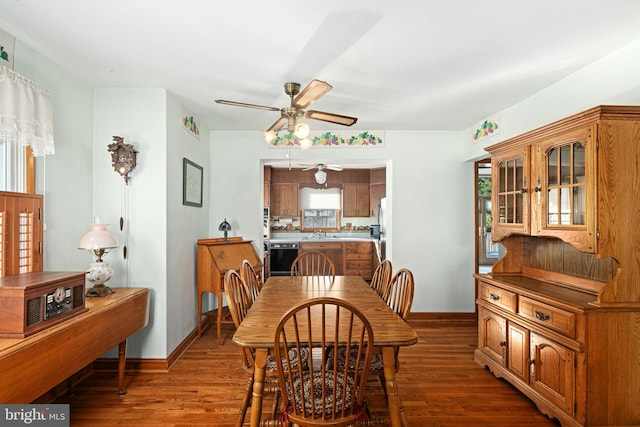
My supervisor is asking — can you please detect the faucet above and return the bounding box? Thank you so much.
[310,231,326,239]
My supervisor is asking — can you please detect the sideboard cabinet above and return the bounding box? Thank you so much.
[476,106,640,427]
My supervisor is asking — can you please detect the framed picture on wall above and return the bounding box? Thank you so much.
[183,158,203,207]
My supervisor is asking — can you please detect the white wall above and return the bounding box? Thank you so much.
[465,38,640,161]
[166,92,210,354]
[210,130,476,313]
[92,88,168,358]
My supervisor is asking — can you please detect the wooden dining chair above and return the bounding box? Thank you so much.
[332,268,415,405]
[290,251,336,282]
[274,297,375,426]
[384,268,415,321]
[239,259,262,304]
[369,259,392,299]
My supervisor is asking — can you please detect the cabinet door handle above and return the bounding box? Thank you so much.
[489,293,501,301]
[534,310,551,321]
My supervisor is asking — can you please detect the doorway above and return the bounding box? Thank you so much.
[475,159,501,273]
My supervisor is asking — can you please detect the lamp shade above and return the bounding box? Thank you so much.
[315,169,327,184]
[78,223,119,250]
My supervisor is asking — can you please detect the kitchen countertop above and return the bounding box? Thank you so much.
[269,232,376,244]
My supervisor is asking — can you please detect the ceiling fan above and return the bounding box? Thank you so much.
[215,80,358,143]
[301,163,343,184]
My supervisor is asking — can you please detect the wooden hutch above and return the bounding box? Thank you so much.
[196,237,262,344]
[474,106,640,426]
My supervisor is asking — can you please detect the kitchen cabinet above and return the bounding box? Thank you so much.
[0,191,43,277]
[476,106,640,426]
[344,242,373,280]
[298,241,344,275]
[343,183,370,217]
[264,166,271,207]
[270,183,298,217]
[369,183,386,217]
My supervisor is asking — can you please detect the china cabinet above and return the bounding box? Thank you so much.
[476,106,640,427]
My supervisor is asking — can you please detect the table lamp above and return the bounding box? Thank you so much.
[218,218,231,242]
[78,222,119,297]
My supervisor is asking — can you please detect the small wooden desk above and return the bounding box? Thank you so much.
[196,238,262,344]
[0,288,149,403]
[233,276,418,427]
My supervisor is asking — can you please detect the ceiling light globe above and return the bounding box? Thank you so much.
[299,138,312,150]
[263,130,276,144]
[314,169,327,184]
[295,122,310,139]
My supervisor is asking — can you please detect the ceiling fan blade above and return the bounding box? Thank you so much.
[302,167,315,171]
[305,110,358,126]
[215,99,280,112]
[326,165,343,171]
[265,116,286,133]
[292,80,332,109]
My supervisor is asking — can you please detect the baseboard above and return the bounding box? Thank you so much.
[407,312,476,322]
[93,315,211,373]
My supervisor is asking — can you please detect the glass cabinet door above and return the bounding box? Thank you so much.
[546,142,585,226]
[491,146,530,241]
[535,125,595,253]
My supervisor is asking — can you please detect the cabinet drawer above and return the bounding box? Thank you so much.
[300,242,343,250]
[346,253,370,261]
[518,296,576,338]
[346,261,371,270]
[478,282,517,313]
[345,242,372,254]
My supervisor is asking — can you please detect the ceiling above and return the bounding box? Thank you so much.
[2,1,640,134]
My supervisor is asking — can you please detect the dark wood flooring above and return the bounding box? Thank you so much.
[54,320,561,426]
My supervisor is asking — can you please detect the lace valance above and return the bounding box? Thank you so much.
[0,65,54,156]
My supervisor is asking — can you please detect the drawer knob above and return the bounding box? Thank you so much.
[489,293,501,301]
[534,310,551,321]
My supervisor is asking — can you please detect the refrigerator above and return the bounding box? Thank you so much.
[378,197,387,260]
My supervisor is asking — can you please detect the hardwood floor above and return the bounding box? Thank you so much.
[54,320,561,426]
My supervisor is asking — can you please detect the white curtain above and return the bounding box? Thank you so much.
[0,64,55,157]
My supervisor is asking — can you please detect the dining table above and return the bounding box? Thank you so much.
[232,275,419,427]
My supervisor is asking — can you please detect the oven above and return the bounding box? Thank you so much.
[269,242,298,276]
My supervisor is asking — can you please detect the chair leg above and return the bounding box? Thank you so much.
[378,373,388,400]
[237,376,254,427]
[270,387,280,420]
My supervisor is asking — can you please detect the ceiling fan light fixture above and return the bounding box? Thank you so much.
[263,130,276,144]
[299,138,312,150]
[315,169,327,184]
[295,122,310,139]
[293,79,333,108]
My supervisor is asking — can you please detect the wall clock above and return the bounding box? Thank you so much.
[108,135,138,184]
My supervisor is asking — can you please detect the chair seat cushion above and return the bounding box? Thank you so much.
[285,370,356,417]
[330,346,383,372]
[251,347,310,372]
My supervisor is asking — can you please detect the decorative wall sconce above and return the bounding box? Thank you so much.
[108,136,138,184]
